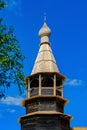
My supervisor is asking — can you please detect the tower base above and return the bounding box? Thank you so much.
[21,114,70,130]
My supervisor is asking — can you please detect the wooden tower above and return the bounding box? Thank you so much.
[19,21,72,130]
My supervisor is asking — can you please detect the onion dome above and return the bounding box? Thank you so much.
[39,22,51,38]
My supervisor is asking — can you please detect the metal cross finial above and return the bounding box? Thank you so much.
[44,12,46,22]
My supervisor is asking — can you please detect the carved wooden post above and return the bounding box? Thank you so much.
[39,74,41,96]
[54,74,56,96]
[27,78,30,98]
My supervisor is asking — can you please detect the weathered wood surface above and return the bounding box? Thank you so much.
[21,115,70,130]
[26,98,64,114]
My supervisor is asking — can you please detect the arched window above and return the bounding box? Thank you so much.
[56,78,62,86]
[42,77,53,87]
[30,78,39,87]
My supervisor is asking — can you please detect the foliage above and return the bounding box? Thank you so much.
[0,0,6,10]
[0,0,25,98]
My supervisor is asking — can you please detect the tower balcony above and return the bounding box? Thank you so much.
[25,72,65,98]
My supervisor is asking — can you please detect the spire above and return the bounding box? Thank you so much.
[31,21,59,75]
[44,12,46,22]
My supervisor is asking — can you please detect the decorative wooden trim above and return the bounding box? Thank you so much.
[26,72,66,81]
[18,111,72,123]
[40,42,50,46]
[22,95,69,107]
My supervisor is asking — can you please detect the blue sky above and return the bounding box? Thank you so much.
[0,0,87,129]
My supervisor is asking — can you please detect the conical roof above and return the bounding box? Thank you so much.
[31,22,59,75]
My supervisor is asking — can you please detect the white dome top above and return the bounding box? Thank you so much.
[39,22,51,38]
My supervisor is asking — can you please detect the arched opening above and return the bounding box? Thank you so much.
[56,77,63,96]
[30,78,39,97]
[30,78,39,88]
[42,77,53,87]
[56,78,63,86]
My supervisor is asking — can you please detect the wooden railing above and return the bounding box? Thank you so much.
[30,88,39,97]
[30,86,62,97]
[41,87,53,95]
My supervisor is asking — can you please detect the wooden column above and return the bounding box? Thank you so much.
[39,74,41,96]
[62,80,63,97]
[62,86,63,97]
[54,74,56,96]
[27,78,30,98]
